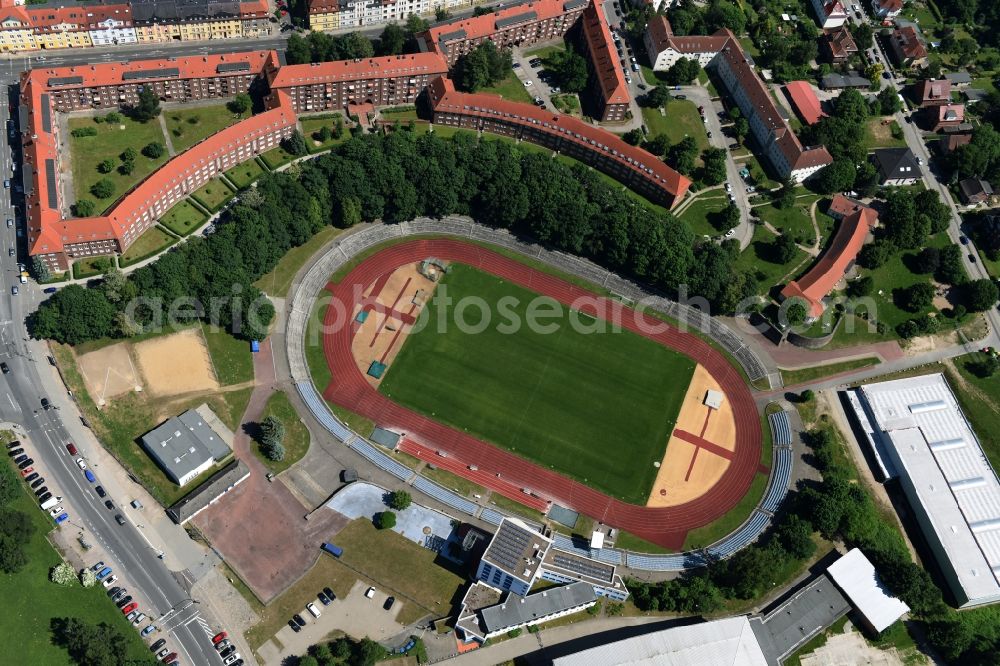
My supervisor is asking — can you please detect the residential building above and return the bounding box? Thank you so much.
[935,132,971,156]
[307,0,340,31]
[140,405,234,486]
[925,103,964,132]
[871,0,902,19]
[457,581,597,643]
[267,52,449,113]
[826,549,910,634]
[959,178,994,205]
[850,374,1000,608]
[809,0,848,28]
[427,76,691,208]
[888,26,927,67]
[418,0,588,66]
[578,0,629,121]
[964,88,988,105]
[780,198,878,318]
[20,50,296,271]
[910,78,952,107]
[784,80,825,125]
[131,0,270,42]
[820,71,871,89]
[872,147,920,185]
[822,25,858,63]
[643,14,728,70]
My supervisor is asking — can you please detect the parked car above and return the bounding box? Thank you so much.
[13,454,26,464]
[317,591,331,606]
[105,500,114,510]
[5,441,19,450]
[287,620,301,633]
[76,458,87,470]
[55,513,68,524]
[674,94,686,100]
[960,235,969,245]
[220,646,236,658]
[48,505,64,517]
[126,610,139,622]
[383,596,396,611]
[102,575,118,588]
[132,613,146,626]
[108,586,122,597]
[141,625,157,637]
[85,470,96,483]
[66,443,78,455]
[292,614,306,627]
[306,602,321,618]
[161,652,177,664]
[96,566,112,581]
[323,587,336,601]
[121,602,138,615]
[365,587,376,599]
[116,596,133,609]
[224,654,241,665]
[156,648,169,659]
[33,486,48,497]
[215,639,231,652]
[90,562,105,572]
[150,639,166,652]
[0,362,8,374]
[212,631,228,645]
[30,477,45,489]
[95,485,106,498]
[115,514,126,525]
[20,467,33,477]
[18,458,33,469]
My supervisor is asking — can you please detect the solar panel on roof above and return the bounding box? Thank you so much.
[122,68,181,81]
[216,62,251,73]
[40,95,52,134]
[495,10,537,29]
[439,29,467,43]
[45,159,58,209]
[47,76,83,87]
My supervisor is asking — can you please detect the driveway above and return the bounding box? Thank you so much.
[258,581,405,666]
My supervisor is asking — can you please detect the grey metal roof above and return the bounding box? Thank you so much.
[122,67,181,81]
[480,582,595,632]
[40,94,52,134]
[45,159,57,209]
[544,548,615,584]
[752,574,850,663]
[166,459,250,523]
[964,88,988,102]
[18,104,28,134]
[47,75,84,87]
[495,10,536,29]
[217,62,251,73]
[140,406,231,483]
[820,73,871,88]
[945,71,973,84]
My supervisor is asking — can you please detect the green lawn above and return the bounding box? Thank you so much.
[679,196,730,237]
[734,226,810,295]
[255,225,343,298]
[253,390,310,474]
[68,116,169,214]
[165,104,246,153]
[200,322,254,385]
[420,465,485,498]
[191,178,236,212]
[260,146,298,170]
[224,159,266,190]
[158,200,208,236]
[781,357,880,387]
[379,107,419,123]
[524,44,566,60]
[119,226,176,267]
[51,342,253,506]
[481,71,535,104]
[865,118,908,148]
[377,264,696,503]
[949,353,1000,470]
[641,101,709,154]
[682,472,769,550]
[0,453,154,664]
[614,530,673,555]
[755,199,818,247]
[72,256,113,279]
[300,114,350,154]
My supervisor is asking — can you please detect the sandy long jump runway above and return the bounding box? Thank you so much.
[321,239,763,549]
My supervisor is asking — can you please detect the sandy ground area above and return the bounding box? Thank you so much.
[646,364,736,508]
[351,262,439,388]
[77,342,141,404]
[134,328,219,396]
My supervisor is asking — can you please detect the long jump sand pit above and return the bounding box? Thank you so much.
[133,328,220,397]
[77,342,141,405]
[351,261,441,388]
[647,364,737,508]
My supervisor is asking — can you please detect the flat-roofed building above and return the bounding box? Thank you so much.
[475,517,552,596]
[428,76,691,208]
[140,405,234,486]
[827,548,910,633]
[458,581,597,643]
[855,373,1000,608]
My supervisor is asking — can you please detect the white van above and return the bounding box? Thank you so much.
[306,602,321,618]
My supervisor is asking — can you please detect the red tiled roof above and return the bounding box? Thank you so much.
[827,193,865,218]
[580,1,629,106]
[645,13,672,52]
[645,14,729,56]
[308,0,339,14]
[913,78,952,104]
[879,0,902,11]
[936,103,965,123]
[782,206,878,317]
[784,81,825,125]
[268,52,448,89]
[892,26,927,60]
[427,76,690,204]
[824,26,858,59]
[424,0,574,48]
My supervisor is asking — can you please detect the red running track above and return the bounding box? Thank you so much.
[321,239,763,549]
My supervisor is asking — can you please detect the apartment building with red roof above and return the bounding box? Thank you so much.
[644,14,729,70]
[426,76,689,208]
[871,0,902,19]
[579,1,629,121]
[808,0,848,29]
[419,0,588,66]
[822,25,858,63]
[925,103,965,132]
[267,52,449,113]
[889,26,927,67]
[910,78,952,107]
[21,50,296,271]
[781,203,878,318]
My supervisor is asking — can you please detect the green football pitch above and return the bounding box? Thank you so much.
[378,264,696,504]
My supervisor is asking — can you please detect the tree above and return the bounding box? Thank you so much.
[72,199,95,217]
[667,136,698,175]
[50,562,76,586]
[622,128,643,146]
[963,278,999,312]
[858,239,894,268]
[454,41,512,92]
[719,203,740,231]
[435,6,450,21]
[50,617,133,666]
[90,178,115,199]
[775,179,796,209]
[733,116,749,144]
[898,282,935,312]
[118,160,134,175]
[141,142,164,159]
[772,233,798,264]
[665,57,700,86]
[966,354,1000,378]
[851,22,874,50]
[375,511,396,530]
[848,275,874,297]
[914,247,941,274]
[281,130,308,157]
[876,86,901,115]
[259,415,285,449]
[785,301,808,326]
[775,514,816,559]
[800,389,815,402]
[701,147,727,185]
[286,33,311,64]
[79,568,97,588]
[97,158,115,174]
[263,440,285,462]
[227,92,251,115]
[31,256,50,282]
[935,245,966,285]
[388,490,412,511]
[644,86,671,108]
[120,147,137,163]
[129,87,161,122]
[814,159,856,194]
[377,23,406,56]
[549,50,589,93]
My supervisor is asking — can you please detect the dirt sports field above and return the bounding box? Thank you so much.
[320,239,766,550]
[133,328,219,396]
[77,342,141,405]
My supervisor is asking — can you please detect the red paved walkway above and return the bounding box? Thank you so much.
[321,239,762,549]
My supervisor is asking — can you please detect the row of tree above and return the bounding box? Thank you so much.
[50,617,157,666]
[0,441,35,574]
